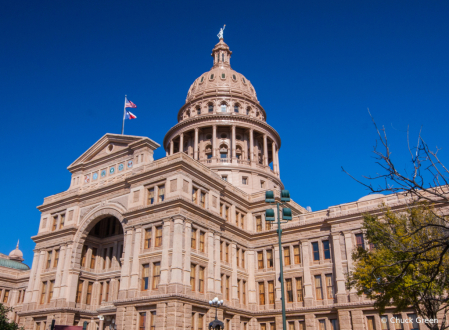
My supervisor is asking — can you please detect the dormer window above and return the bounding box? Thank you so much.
[222,54,224,62]
[242,78,246,84]
[200,76,204,83]
[210,74,214,80]
[222,73,226,79]
[232,74,237,81]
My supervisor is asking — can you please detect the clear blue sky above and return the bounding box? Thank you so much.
[1,0,448,264]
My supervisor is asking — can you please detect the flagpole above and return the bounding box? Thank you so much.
[121,95,127,135]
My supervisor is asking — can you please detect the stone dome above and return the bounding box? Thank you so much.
[9,240,24,262]
[185,39,258,104]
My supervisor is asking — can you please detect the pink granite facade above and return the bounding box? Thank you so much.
[6,38,424,330]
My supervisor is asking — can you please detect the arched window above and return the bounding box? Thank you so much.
[221,104,227,113]
[234,105,239,113]
[208,104,213,113]
[205,145,212,159]
[219,144,228,159]
[196,107,201,115]
[222,53,224,62]
[236,146,242,159]
[246,107,250,115]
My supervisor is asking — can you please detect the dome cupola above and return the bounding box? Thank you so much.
[9,240,24,262]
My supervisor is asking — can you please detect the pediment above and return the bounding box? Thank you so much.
[68,133,160,172]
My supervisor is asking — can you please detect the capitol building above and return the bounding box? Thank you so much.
[0,36,419,330]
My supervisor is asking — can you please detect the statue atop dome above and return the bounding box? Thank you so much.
[217,24,226,39]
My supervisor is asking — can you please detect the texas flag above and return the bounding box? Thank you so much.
[125,96,137,108]
[126,111,137,120]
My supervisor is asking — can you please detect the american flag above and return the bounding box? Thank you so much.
[125,96,137,108]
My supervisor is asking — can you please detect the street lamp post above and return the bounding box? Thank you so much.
[265,190,292,330]
[208,297,224,330]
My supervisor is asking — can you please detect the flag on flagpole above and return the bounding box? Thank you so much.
[126,111,137,120]
[125,96,137,108]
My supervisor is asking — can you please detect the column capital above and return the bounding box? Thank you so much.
[194,127,199,132]
[162,217,172,225]
[184,218,192,225]
[171,215,186,221]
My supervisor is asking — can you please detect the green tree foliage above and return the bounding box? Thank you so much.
[348,204,449,330]
[0,303,23,330]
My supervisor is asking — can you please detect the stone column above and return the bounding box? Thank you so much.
[247,251,256,305]
[170,216,184,292]
[31,250,46,302]
[338,310,352,330]
[231,243,238,304]
[24,251,40,303]
[179,133,184,153]
[129,227,143,294]
[99,318,104,330]
[170,140,174,155]
[272,142,277,173]
[214,233,221,294]
[276,147,280,176]
[231,125,236,160]
[213,125,217,159]
[119,229,133,296]
[183,220,192,288]
[194,128,199,160]
[305,314,316,330]
[60,244,73,300]
[160,219,172,288]
[53,245,67,300]
[263,134,268,166]
[112,241,118,270]
[249,129,254,163]
[344,231,358,300]
[207,232,215,294]
[301,241,314,306]
[331,232,347,303]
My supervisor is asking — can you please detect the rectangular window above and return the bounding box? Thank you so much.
[59,213,65,229]
[242,177,248,185]
[242,281,246,304]
[226,206,229,221]
[286,278,293,302]
[104,281,109,302]
[139,312,146,330]
[46,251,52,269]
[17,290,21,304]
[53,249,60,268]
[367,317,376,330]
[142,264,150,291]
[199,266,205,293]
[52,216,58,231]
[299,322,305,330]
[190,264,196,291]
[267,249,273,268]
[258,251,264,269]
[261,325,267,330]
[108,247,113,268]
[81,246,88,267]
[268,280,275,304]
[220,203,223,217]
[150,312,156,330]
[153,262,161,289]
[242,250,245,268]
[191,228,197,249]
[330,320,339,330]
[356,233,365,249]
[323,240,331,260]
[237,248,240,267]
[192,188,198,203]
[312,242,320,261]
[289,322,295,330]
[296,277,304,302]
[99,282,103,303]
[393,315,403,330]
[90,248,97,269]
[198,314,204,330]
[319,320,327,330]
[270,323,276,330]
[145,228,152,248]
[407,314,418,330]
[284,247,291,266]
[380,316,388,330]
[220,243,223,261]
[225,243,229,262]
[148,188,155,205]
[155,226,162,247]
[3,290,9,304]
[259,282,265,305]
[315,275,323,300]
[200,192,206,208]
[266,219,272,230]
[47,280,54,303]
[294,245,300,264]
[36,323,41,330]
[199,232,205,252]
[158,185,165,202]
[102,248,107,270]
[226,276,230,300]
[241,215,245,229]
[86,282,93,305]
[256,216,262,232]
[326,274,334,299]
[75,280,83,303]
